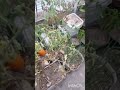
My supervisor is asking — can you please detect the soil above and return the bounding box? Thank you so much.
[35,47,84,90]
[44,61,66,88]
[48,61,85,90]
[35,61,48,90]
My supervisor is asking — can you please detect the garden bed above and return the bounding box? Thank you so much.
[35,21,85,89]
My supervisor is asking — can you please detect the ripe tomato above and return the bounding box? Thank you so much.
[7,54,25,71]
[37,49,46,56]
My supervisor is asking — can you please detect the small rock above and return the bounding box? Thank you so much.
[47,82,52,87]
[109,29,120,44]
[71,38,80,46]
[86,28,110,48]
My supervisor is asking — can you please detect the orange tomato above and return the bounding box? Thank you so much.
[37,49,46,56]
[7,54,25,71]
